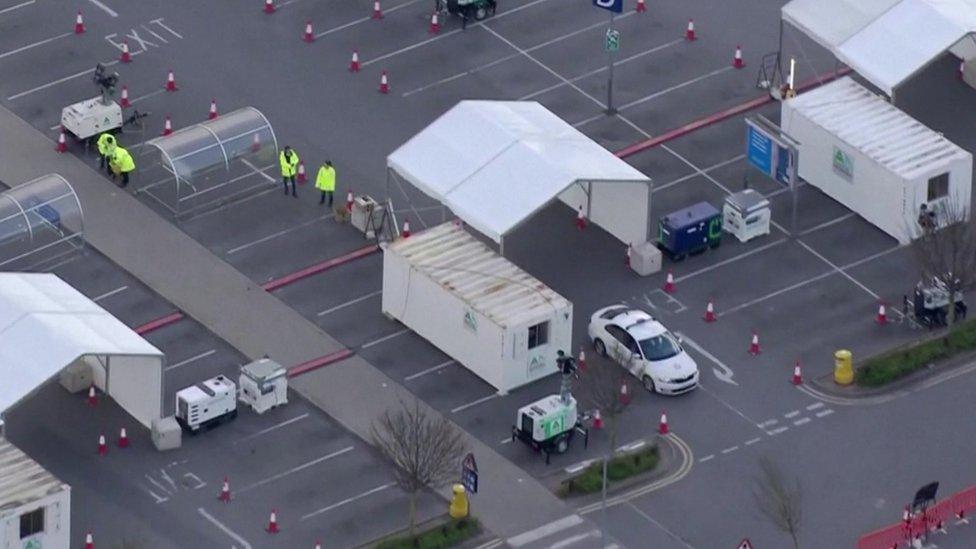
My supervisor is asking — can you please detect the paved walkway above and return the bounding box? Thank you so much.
[0,105,593,543]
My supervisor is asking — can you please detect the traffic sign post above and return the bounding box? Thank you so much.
[593,0,622,114]
[461,453,478,494]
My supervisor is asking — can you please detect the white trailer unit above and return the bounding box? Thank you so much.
[782,77,973,244]
[0,437,70,549]
[382,222,572,395]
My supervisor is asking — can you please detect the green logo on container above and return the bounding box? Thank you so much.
[463,310,477,332]
[832,146,854,180]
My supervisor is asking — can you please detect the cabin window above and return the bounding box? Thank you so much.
[928,173,949,202]
[527,321,549,349]
[20,507,44,538]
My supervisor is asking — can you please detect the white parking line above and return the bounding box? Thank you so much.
[757,419,778,429]
[652,154,745,194]
[238,446,354,494]
[8,59,119,100]
[92,285,128,302]
[508,515,584,547]
[239,158,277,184]
[767,426,789,436]
[806,402,824,411]
[0,0,35,15]
[784,410,800,419]
[0,31,73,60]
[164,349,217,372]
[698,454,714,463]
[451,393,499,414]
[301,483,395,521]
[721,445,739,455]
[499,437,512,444]
[793,417,811,426]
[674,238,787,284]
[317,290,382,317]
[88,0,118,17]
[227,215,329,255]
[313,0,424,38]
[198,507,252,549]
[744,437,761,446]
[361,328,410,349]
[128,87,166,105]
[798,212,857,236]
[797,239,879,299]
[565,459,595,474]
[236,413,310,444]
[404,359,455,381]
[816,409,834,418]
[618,440,646,452]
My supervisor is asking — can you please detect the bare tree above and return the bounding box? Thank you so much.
[576,351,632,454]
[752,456,802,549]
[371,399,467,537]
[911,199,976,327]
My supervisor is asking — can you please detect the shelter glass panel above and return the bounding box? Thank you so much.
[0,174,84,270]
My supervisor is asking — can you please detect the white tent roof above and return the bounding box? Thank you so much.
[0,273,162,415]
[387,101,650,243]
[783,0,976,95]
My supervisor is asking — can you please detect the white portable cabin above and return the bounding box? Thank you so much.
[782,77,973,244]
[382,222,573,395]
[0,437,71,549]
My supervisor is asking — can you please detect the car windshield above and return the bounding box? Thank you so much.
[638,332,681,361]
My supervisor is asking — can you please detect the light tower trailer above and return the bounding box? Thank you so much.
[175,375,238,434]
[511,351,588,464]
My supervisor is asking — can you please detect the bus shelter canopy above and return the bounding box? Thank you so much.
[0,174,84,270]
[387,101,652,246]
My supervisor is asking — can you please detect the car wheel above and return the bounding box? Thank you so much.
[642,375,656,393]
[475,6,488,19]
[593,338,607,357]
[555,435,569,454]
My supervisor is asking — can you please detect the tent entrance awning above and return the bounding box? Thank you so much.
[782,0,976,95]
[386,101,653,247]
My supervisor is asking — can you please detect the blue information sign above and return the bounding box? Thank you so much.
[461,453,478,494]
[745,117,797,187]
[746,124,773,176]
[593,0,623,13]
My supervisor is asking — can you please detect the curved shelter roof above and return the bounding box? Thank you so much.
[387,101,651,245]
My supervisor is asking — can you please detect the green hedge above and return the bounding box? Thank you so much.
[375,518,480,549]
[856,317,976,387]
[559,446,659,497]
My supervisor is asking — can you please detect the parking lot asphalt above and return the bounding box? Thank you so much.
[3,0,976,546]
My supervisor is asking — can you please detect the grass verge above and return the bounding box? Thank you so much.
[856,317,976,387]
[557,445,659,497]
[375,517,480,549]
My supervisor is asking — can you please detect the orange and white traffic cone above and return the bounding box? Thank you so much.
[97,434,107,456]
[792,360,803,385]
[165,68,178,92]
[117,427,129,448]
[662,270,675,293]
[429,12,440,34]
[296,161,307,183]
[264,0,275,14]
[619,383,630,405]
[349,50,361,72]
[266,509,280,533]
[84,532,95,549]
[315,542,322,549]
[218,477,231,502]
[379,70,390,93]
[748,332,761,355]
[658,410,669,435]
[685,19,696,41]
[372,0,383,19]
[626,243,632,266]
[120,40,131,63]
[959,60,966,80]
[87,385,97,406]
[119,85,131,108]
[208,98,218,120]
[635,0,646,13]
[576,206,587,230]
[303,20,314,42]
[162,115,173,136]
[75,11,86,34]
[402,218,411,238]
[55,128,68,153]
[703,301,716,322]
[876,302,887,325]
[578,347,586,371]
[732,45,744,69]
[346,189,354,212]
[251,132,261,152]
[592,409,603,429]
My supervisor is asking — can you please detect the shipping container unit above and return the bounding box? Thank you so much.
[0,437,71,549]
[782,77,973,244]
[382,222,572,395]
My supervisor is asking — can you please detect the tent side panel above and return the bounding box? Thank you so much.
[558,181,649,245]
[382,247,507,392]
[107,355,163,428]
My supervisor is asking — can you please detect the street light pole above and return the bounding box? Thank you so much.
[606,11,617,115]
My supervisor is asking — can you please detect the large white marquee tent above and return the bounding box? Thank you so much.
[387,101,653,249]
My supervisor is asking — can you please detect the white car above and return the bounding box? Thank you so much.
[587,305,699,395]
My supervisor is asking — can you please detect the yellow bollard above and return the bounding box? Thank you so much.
[834,349,853,385]
[449,483,468,519]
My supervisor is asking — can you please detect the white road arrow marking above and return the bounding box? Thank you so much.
[675,332,738,386]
